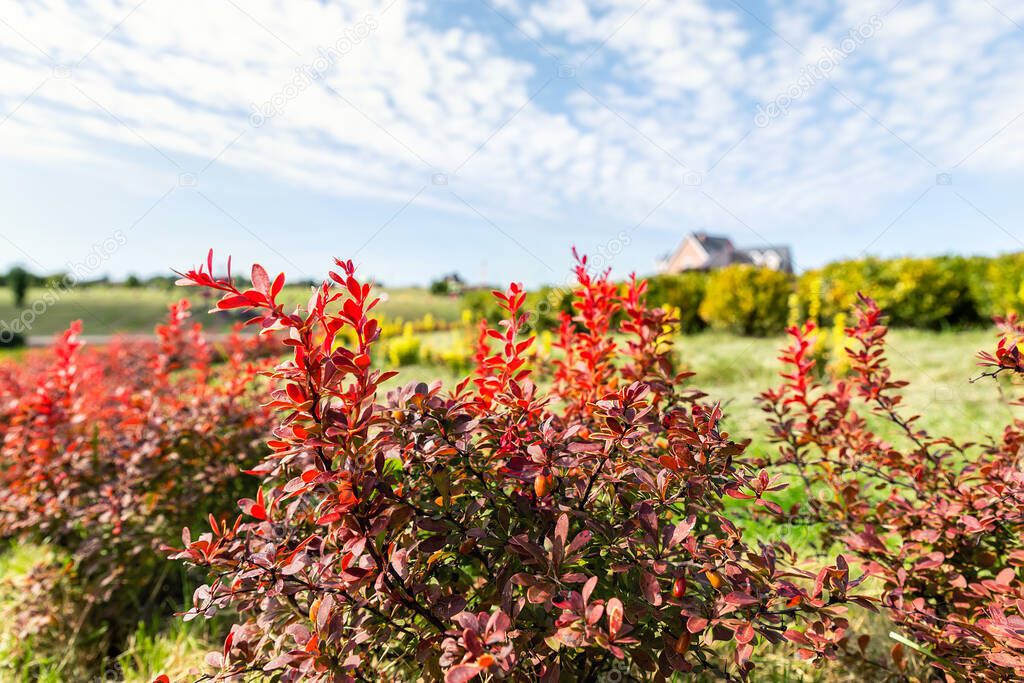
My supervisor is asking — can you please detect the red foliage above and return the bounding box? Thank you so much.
[171,251,861,681]
[762,294,1024,680]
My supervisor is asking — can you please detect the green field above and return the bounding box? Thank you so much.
[0,284,466,338]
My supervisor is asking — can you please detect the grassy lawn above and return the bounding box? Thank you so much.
[0,347,27,362]
[0,284,466,337]
[0,543,216,683]
[676,326,1010,448]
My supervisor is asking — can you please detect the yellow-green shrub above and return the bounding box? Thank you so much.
[799,256,980,328]
[972,253,1024,319]
[385,323,422,366]
[797,259,881,326]
[826,312,850,378]
[699,265,793,336]
[421,332,474,373]
[876,257,969,328]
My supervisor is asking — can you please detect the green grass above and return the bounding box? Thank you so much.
[0,544,74,682]
[676,327,1011,449]
[0,542,217,683]
[0,347,26,361]
[116,619,217,683]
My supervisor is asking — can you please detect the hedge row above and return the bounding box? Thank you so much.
[644,253,1024,335]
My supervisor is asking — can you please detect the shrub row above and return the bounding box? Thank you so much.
[165,250,1024,681]
[0,301,272,679]
[0,331,25,349]
[644,266,793,336]
[795,256,978,328]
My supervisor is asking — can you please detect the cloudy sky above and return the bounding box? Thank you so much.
[1,0,1023,286]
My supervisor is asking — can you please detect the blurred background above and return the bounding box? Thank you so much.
[2,0,1021,430]
[1,0,1023,291]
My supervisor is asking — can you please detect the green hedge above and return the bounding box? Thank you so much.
[795,255,1024,329]
[0,330,25,349]
[645,273,708,333]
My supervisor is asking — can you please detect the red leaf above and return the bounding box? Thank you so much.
[251,263,270,294]
[724,591,759,607]
[271,271,286,298]
[687,616,709,633]
[445,664,481,683]
[640,571,662,606]
[286,383,305,403]
[217,294,252,310]
[996,567,1016,586]
[783,629,810,645]
[607,597,624,639]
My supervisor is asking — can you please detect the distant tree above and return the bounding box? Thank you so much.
[125,274,142,288]
[144,275,177,289]
[429,271,465,296]
[44,273,71,290]
[8,267,29,308]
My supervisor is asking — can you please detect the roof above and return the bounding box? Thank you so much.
[738,245,793,271]
[692,231,734,254]
[662,232,794,273]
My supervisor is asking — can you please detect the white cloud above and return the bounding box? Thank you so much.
[0,0,1023,253]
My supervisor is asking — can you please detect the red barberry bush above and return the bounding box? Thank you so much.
[0,301,272,673]
[172,251,863,681]
[762,295,1024,681]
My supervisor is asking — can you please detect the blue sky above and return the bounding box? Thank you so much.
[2,0,1024,287]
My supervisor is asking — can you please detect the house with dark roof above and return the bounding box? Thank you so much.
[658,232,793,274]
